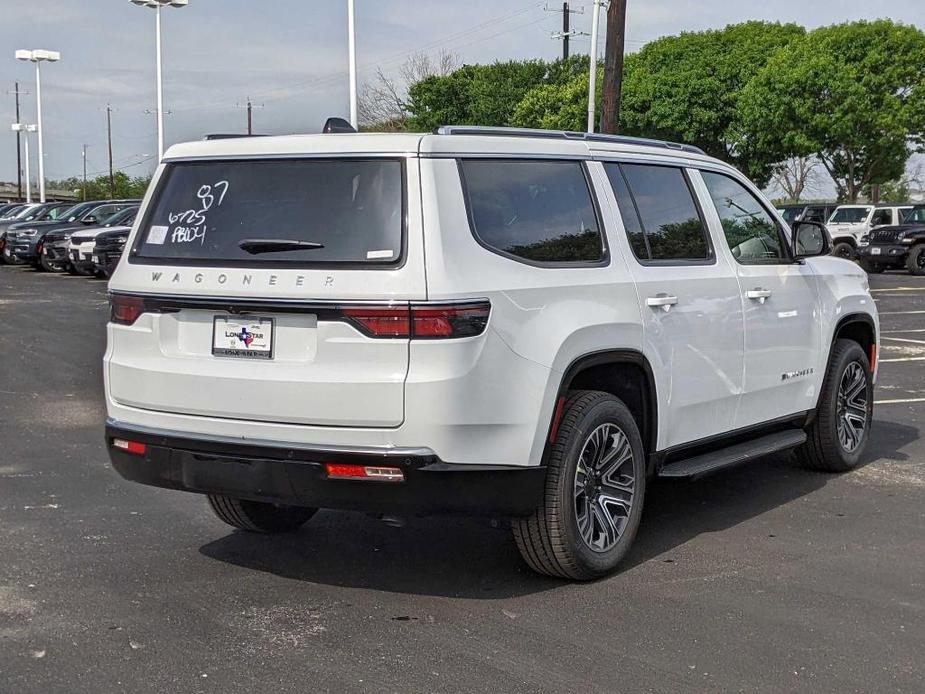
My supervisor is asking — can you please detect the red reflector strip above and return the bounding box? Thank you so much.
[325,463,404,482]
[870,343,878,371]
[341,307,411,337]
[113,438,147,456]
[548,396,567,443]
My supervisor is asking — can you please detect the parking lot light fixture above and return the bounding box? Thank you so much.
[11,123,37,203]
[16,49,60,203]
[130,0,189,160]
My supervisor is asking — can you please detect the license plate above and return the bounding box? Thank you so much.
[871,247,881,255]
[212,316,274,360]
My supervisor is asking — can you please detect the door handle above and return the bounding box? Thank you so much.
[747,288,772,304]
[646,294,679,312]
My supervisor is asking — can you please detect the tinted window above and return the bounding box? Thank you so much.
[905,207,925,224]
[830,207,870,224]
[460,160,604,264]
[871,208,892,226]
[134,159,404,265]
[701,171,787,264]
[802,206,827,223]
[778,207,803,224]
[606,163,710,262]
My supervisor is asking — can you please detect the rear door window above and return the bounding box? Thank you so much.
[605,163,712,263]
[132,159,404,266]
[459,159,605,264]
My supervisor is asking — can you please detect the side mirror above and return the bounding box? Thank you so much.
[792,221,831,259]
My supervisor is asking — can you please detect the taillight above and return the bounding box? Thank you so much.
[342,302,490,339]
[112,438,147,456]
[110,294,146,325]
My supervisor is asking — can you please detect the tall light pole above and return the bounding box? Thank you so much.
[347,0,358,129]
[587,0,602,133]
[11,124,37,203]
[16,49,60,203]
[130,0,188,159]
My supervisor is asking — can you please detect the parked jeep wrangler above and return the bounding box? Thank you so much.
[105,126,878,580]
[858,204,925,275]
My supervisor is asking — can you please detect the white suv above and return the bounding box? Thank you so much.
[104,126,878,580]
[827,204,913,259]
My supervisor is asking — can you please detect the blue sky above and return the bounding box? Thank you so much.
[2,0,923,186]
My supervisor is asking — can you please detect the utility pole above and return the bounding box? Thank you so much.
[106,104,115,197]
[235,97,264,135]
[548,3,585,61]
[587,0,602,133]
[10,82,29,200]
[82,144,88,200]
[600,0,627,134]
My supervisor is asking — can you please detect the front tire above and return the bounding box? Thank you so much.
[832,242,856,260]
[513,391,646,580]
[207,495,317,533]
[906,245,925,276]
[797,339,873,472]
[40,254,65,273]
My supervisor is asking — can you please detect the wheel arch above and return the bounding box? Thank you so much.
[831,313,877,368]
[548,350,659,473]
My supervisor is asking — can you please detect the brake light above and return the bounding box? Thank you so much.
[342,307,411,337]
[112,438,147,456]
[325,463,404,482]
[110,294,146,325]
[342,302,490,339]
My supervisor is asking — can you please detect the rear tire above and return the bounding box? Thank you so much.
[832,242,856,260]
[858,258,883,274]
[906,245,925,276]
[512,391,646,581]
[797,339,873,472]
[207,495,317,534]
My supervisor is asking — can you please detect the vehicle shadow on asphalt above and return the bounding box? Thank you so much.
[199,418,917,598]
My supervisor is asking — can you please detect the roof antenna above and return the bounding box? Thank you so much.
[323,117,357,134]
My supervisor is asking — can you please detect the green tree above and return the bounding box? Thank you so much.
[52,172,152,201]
[406,56,589,131]
[739,20,925,202]
[619,21,805,185]
[511,69,600,131]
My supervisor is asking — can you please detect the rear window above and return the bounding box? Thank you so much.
[459,160,605,264]
[132,159,404,266]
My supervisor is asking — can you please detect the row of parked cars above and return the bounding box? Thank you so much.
[777,201,925,274]
[0,199,139,276]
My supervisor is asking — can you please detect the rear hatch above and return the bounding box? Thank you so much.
[108,153,425,428]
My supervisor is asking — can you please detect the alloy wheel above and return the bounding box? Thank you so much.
[836,361,869,453]
[574,423,636,552]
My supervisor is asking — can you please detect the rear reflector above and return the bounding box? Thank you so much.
[870,343,878,371]
[325,463,404,482]
[110,294,146,325]
[112,438,147,456]
[343,301,490,339]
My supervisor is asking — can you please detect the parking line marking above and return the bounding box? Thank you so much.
[876,397,925,405]
[882,329,925,334]
[879,310,925,315]
[870,287,925,293]
[881,336,925,346]
[880,357,925,363]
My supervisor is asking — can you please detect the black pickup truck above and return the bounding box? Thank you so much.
[858,205,925,275]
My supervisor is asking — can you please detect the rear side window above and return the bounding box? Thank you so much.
[605,163,712,263]
[459,160,605,264]
[133,159,404,266]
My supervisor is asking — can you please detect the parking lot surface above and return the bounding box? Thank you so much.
[1,266,923,693]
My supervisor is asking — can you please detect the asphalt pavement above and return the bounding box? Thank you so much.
[1,266,923,693]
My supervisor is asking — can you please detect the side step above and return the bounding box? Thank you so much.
[658,430,807,481]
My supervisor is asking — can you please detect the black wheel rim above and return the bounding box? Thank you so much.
[835,246,853,259]
[574,423,636,552]
[836,361,869,453]
[917,251,925,269]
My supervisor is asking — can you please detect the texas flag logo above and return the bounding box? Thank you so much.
[235,327,255,348]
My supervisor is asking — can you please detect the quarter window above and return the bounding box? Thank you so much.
[460,160,605,264]
[701,171,787,264]
[605,163,711,262]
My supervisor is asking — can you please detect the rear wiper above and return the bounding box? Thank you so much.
[238,239,325,254]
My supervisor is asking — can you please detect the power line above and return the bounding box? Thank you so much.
[547,2,586,60]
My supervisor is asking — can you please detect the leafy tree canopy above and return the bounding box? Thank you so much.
[739,19,925,202]
[49,172,152,201]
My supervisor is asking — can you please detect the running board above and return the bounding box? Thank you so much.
[658,430,807,481]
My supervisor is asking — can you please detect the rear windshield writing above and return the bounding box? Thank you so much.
[134,159,403,264]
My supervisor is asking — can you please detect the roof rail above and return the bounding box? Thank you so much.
[203,133,267,141]
[433,125,706,155]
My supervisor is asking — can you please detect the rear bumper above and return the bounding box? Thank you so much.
[858,244,908,266]
[105,420,546,517]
